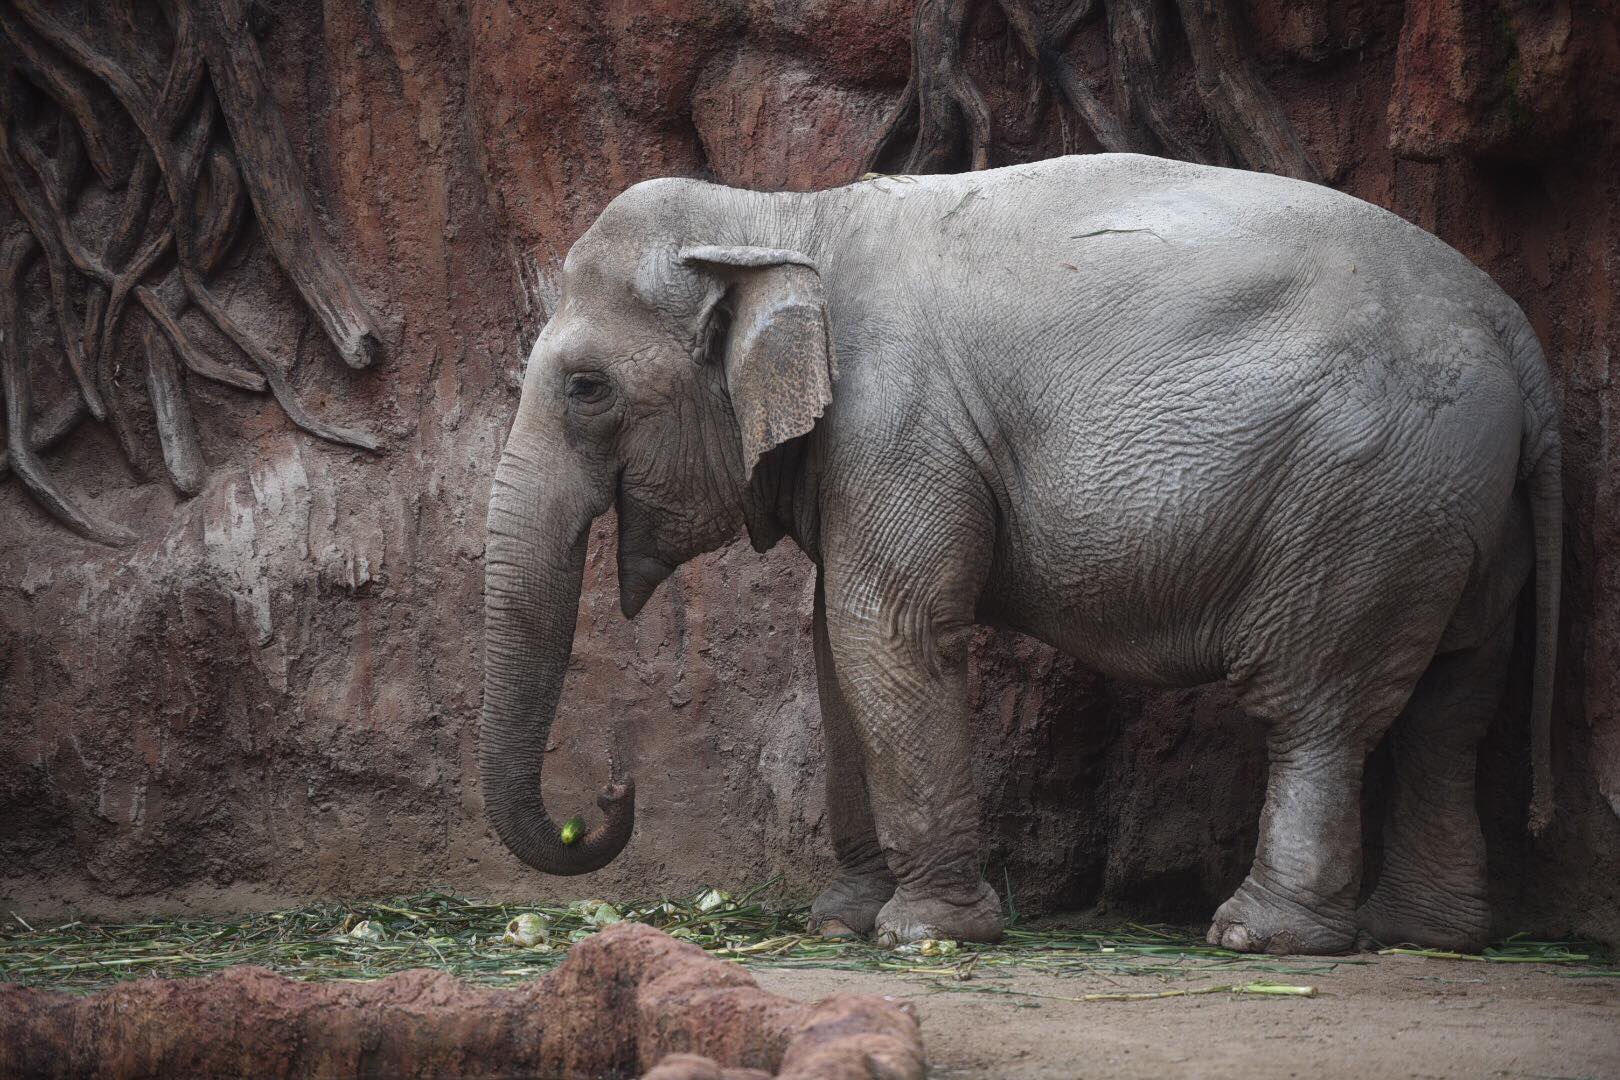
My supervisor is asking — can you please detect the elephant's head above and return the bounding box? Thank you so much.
[480,180,837,875]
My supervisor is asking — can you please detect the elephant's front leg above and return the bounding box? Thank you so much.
[822,567,1003,946]
[808,572,897,937]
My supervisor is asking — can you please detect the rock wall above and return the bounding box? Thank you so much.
[0,923,925,1080]
[3,0,1616,942]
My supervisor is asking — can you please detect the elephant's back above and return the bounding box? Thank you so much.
[902,153,1481,272]
[833,155,1531,496]
[852,155,1524,419]
[862,154,1511,320]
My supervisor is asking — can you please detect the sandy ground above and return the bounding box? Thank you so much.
[752,954,1620,1080]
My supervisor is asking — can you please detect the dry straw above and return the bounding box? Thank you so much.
[3,888,1610,997]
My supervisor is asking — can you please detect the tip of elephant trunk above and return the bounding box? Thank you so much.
[550,778,637,876]
[596,778,635,823]
[484,771,637,878]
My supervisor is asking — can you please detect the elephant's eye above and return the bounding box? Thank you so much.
[565,373,612,410]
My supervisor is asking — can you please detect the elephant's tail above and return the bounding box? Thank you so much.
[1526,434,1561,834]
[1509,312,1562,835]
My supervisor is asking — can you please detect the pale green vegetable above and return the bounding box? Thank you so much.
[501,913,550,948]
[587,902,622,927]
[560,817,586,845]
[695,888,731,913]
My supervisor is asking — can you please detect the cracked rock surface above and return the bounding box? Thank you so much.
[0,922,925,1080]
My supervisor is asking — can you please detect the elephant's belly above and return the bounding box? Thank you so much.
[976,568,1229,690]
[973,458,1259,688]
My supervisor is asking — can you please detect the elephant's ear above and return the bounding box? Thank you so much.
[680,246,837,480]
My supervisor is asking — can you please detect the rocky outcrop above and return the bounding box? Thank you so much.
[0,923,924,1080]
[2,0,1616,942]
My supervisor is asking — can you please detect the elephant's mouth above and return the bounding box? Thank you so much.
[615,477,675,619]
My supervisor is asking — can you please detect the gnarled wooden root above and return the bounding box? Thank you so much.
[867,0,993,173]
[1107,0,1206,161]
[998,0,1150,153]
[186,272,380,451]
[870,0,1316,181]
[0,393,86,480]
[0,136,106,419]
[192,0,385,370]
[0,0,385,542]
[1171,0,1319,179]
[142,320,204,496]
[1,230,131,545]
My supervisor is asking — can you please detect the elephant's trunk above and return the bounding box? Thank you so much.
[480,432,633,875]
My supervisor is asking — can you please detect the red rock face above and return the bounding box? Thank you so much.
[1,0,1615,942]
[1386,0,1583,161]
[0,922,925,1079]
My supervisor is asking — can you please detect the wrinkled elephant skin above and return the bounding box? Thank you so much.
[481,154,1561,954]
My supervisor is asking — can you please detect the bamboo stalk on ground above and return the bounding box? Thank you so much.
[1083,981,1319,1001]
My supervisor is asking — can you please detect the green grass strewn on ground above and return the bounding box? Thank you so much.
[3,888,1612,996]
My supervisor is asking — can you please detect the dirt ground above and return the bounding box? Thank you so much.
[753,954,1620,1080]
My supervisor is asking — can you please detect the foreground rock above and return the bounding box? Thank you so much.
[0,923,923,1080]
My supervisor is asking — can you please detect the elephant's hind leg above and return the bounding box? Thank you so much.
[1356,621,1512,952]
[808,571,897,937]
[1207,719,1373,954]
[1212,593,1453,954]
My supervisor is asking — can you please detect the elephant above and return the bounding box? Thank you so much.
[479,153,1561,955]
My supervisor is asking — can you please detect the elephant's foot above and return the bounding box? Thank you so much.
[809,869,897,938]
[874,881,1003,946]
[1208,876,1356,955]
[1355,875,1490,952]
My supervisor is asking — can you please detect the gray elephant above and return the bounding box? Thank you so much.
[480,154,1560,954]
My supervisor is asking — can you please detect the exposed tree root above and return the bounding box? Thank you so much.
[0,392,85,480]
[142,320,204,496]
[870,0,1317,178]
[0,6,130,190]
[0,0,386,544]
[185,272,380,451]
[870,0,995,173]
[1173,0,1319,179]
[0,132,104,418]
[1107,0,1204,161]
[999,0,1150,153]
[0,228,131,545]
[136,282,267,395]
[194,0,385,371]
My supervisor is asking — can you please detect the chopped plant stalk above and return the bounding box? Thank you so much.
[1379,943,1592,964]
[1083,982,1319,1002]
